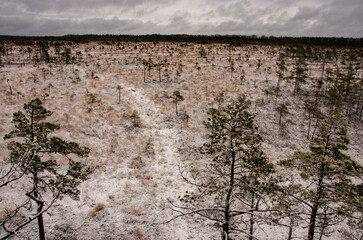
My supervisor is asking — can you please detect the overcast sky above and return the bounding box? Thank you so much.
[0,0,362,37]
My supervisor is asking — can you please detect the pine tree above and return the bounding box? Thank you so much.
[175,98,274,240]
[276,103,289,125]
[278,106,363,240]
[130,110,141,127]
[293,57,308,95]
[62,48,71,64]
[1,98,90,240]
[116,85,122,104]
[172,91,184,115]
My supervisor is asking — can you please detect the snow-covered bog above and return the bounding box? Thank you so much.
[0,41,362,239]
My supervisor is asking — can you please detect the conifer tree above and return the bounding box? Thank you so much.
[62,48,71,64]
[1,98,90,240]
[175,98,274,240]
[276,103,289,125]
[278,106,363,240]
[293,57,308,95]
[130,110,141,127]
[172,91,184,115]
[116,85,122,104]
[304,100,323,139]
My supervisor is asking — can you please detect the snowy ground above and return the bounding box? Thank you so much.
[0,42,362,239]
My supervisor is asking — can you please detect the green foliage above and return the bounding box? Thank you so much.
[130,110,141,127]
[180,98,275,239]
[172,91,184,115]
[86,90,100,104]
[199,46,207,58]
[62,48,71,64]
[278,110,363,239]
[293,57,308,95]
[2,98,90,239]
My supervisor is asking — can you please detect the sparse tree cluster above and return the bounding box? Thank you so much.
[174,94,362,240]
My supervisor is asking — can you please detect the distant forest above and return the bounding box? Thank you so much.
[0,34,362,47]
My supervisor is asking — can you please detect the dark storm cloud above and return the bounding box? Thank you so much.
[0,0,362,37]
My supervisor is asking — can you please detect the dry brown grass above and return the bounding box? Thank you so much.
[150,188,157,198]
[134,227,144,239]
[192,127,203,133]
[63,112,70,119]
[190,167,201,177]
[129,206,143,216]
[94,203,105,211]
[129,155,143,169]
[89,203,105,217]
[126,134,137,141]
[0,207,13,221]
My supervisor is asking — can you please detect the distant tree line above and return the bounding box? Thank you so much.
[0,34,362,48]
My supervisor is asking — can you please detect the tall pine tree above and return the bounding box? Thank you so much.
[279,105,363,240]
[175,98,274,240]
[1,98,90,240]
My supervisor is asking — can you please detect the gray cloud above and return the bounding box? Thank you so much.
[3,0,172,13]
[0,16,159,35]
[0,0,361,37]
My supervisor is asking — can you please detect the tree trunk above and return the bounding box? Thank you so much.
[37,212,46,240]
[276,73,281,88]
[356,95,361,114]
[318,207,328,240]
[294,78,299,95]
[287,217,294,240]
[222,144,236,240]
[308,163,325,240]
[33,172,46,240]
[249,193,255,240]
[175,99,178,115]
[307,113,311,139]
[307,203,318,240]
[320,60,325,82]
[6,80,12,95]
[311,118,319,140]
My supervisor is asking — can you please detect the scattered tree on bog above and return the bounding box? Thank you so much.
[1,98,90,240]
[173,97,275,240]
[275,103,289,125]
[172,91,184,116]
[278,107,363,240]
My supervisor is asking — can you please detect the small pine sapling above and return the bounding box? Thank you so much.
[130,110,141,127]
[172,91,184,115]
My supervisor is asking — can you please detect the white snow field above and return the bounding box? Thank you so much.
[0,41,362,239]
